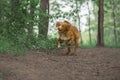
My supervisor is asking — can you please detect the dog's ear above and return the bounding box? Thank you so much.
[64,20,71,24]
[66,24,71,31]
[63,21,71,31]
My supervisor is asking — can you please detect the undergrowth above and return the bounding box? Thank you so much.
[0,34,120,56]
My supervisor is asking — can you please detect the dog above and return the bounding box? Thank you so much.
[56,20,80,55]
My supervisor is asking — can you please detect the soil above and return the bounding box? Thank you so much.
[0,47,120,80]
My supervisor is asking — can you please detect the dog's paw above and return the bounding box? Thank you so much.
[57,44,61,48]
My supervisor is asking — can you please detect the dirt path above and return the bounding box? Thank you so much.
[0,47,120,80]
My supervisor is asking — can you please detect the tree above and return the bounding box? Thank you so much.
[75,0,84,44]
[111,0,117,45]
[87,0,92,44]
[38,0,49,38]
[97,0,104,46]
[28,0,35,36]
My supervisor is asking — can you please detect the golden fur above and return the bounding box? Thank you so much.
[56,20,80,55]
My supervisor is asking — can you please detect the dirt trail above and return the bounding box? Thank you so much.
[0,47,120,80]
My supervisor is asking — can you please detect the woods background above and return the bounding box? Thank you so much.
[0,0,120,55]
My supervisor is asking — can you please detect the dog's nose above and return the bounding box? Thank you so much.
[58,26,62,30]
[58,28,62,31]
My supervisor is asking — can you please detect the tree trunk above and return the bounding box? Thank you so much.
[28,0,35,36]
[10,0,20,23]
[87,1,92,45]
[75,0,83,44]
[38,0,49,38]
[112,0,117,45]
[97,0,104,46]
[0,1,3,27]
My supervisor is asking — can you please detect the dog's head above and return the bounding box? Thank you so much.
[56,20,71,33]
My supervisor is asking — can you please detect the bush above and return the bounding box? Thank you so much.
[0,33,58,55]
[0,35,26,55]
[30,36,58,51]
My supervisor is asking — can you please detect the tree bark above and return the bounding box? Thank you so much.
[112,0,117,45]
[97,0,104,46]
[28,0,35,36]
[10,0,20,22]
[38,0,49,38]
[87,1,92,45]
[75,0,83,44]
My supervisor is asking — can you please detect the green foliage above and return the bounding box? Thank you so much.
[81,42,96,48]
[35,38,57,51]
[0,35,26,56]
[80,30,97,48]
[0,0,120,56]
[0,0,51,55]
[104,40,120,48]
[25,35,57,51]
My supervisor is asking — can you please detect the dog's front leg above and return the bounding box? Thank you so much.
[57,38,63,48]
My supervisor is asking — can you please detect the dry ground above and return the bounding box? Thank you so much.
[0,47,120,80]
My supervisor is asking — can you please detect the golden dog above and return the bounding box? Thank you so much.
[56,20,80,55]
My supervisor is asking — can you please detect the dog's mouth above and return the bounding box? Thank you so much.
[58,29,62,31]
[58,29,62,32]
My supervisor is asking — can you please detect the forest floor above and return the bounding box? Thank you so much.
[0,47,120,80]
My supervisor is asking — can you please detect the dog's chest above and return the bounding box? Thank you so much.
[60,34,70,40]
